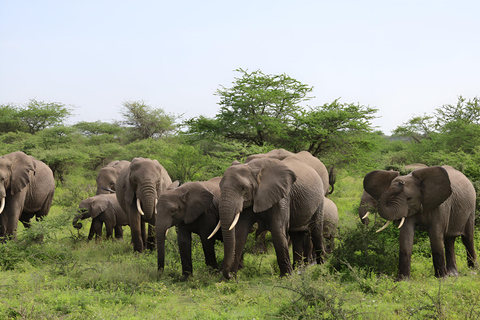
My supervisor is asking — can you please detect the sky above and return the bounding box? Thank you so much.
[1,1,479,135]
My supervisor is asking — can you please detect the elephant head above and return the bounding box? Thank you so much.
[218,158,296,279]
[0,151,36,214]
[363,166,452,231]
[156,180,216,272]
[73,195,110,229]
[96,160,130,195]
[358,190,378,225]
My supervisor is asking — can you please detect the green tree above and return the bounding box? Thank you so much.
[18,99,72,134]
[392,114,435,143]
[211,68,314,146]
[121,100,179,141]
[0,103,23,133]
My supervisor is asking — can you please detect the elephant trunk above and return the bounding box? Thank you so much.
[138,186,157,222]
[72,209,89,229]
[378,183,408,222]
[219,190,243,279]
[72,214,83,229]
[156,215,174,272]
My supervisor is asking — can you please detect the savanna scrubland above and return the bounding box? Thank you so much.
[1,70,480,319]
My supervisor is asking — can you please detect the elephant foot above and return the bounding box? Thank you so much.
[446,269,459,277]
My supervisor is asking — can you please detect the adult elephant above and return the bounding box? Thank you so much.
[0,151,55,240]
[73,193,128,240]
[212,156,325,279]
[96,160,130,195]
[363,165,477,279]
[156,177,222,278]
[116,158,172,253]
[245,149,334,196]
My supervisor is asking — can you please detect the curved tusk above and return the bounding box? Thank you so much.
[165,228,169,237]
[0,197,4,214]
[361,211,370,220]
[375,220,391,233]
[398,217,405,229]
[155,199,158,214]
[136,198,145,216]
[207,221,221,239]
[229,212,241,231]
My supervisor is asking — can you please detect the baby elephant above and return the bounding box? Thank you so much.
[73,194,129,240]
[156,177,222,278]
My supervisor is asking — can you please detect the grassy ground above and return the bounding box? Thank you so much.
[1,173,480,319]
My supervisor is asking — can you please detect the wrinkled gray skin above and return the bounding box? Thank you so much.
[156,177,223,278]
[359,164,428,225]
[219,156,325,279]
[364,165,477,280]
[0,151,55,240]
[116,158,172,253]
[245,149,334,196]
[73,194,128,240]
[96,160,131,195]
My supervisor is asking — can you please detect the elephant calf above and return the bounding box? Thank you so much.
[73,194,129,240]
[156,177,222,278]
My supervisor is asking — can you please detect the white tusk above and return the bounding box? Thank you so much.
[155,199,158,214]
[375,220,391,233]
[0,197,4,214]
[165,228,169,237]
[229,212,241,231]
[136,198,145,216]
[361,211,370,220]
[398,217,405,229]
[207,221,221,239]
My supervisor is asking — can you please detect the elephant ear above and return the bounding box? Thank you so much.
[90,195,109,218]
[184,184,214,224]
[412,166,452,213]
[363,170,400,200]
[167,180,181,190]
[253,159,296,213]
[10,152,36,195]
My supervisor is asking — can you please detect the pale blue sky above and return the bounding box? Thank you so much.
[1,1,479,134]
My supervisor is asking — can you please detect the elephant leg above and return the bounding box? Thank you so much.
[105,223,114,240]
[146,224,156,250]
[87,223,96,241]
[91,219,103,241]
[398,221,415,280]
[428,229,447,278]
[177,227,193,278]
[114,226,124,240]
[267,206,293,277]
[231,217,253,273]
[199,234,218,270]
[129,214,144,252]
[289,231,306,269]
[444,236,458,276]
[462,215,477,268]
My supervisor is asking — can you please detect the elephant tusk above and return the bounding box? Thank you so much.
[207,221,221,239]
[155,199,158,214]
[136,198,145,216]
[229,212,241,231]
[398,217,405,229]
[375,220,391,233]
[0,197,4,214]
[361,211,370,220]
[165,228,169,237]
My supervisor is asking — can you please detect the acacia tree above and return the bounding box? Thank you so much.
[213,68,314,146]
[121,100,179,141]
[391,114,436,143]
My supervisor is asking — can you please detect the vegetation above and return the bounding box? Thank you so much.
[1,70,480,318]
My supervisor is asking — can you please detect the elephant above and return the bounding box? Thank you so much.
[96,160,131,195]
[323,198,339,254]
[73,193,128,240]
[156,177,223,278]
[0,151,55,240]
[212,156,325,279]
[116,157,172,253]
[363,165,477,279]
[245,149,334,196]
[359,164,427,225]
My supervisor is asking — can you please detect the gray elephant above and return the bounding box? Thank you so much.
[116,157,172,252]
[0,151,55,240]
[96,160,130,195]
[245,149,334,196]
[156,177,223,278]
[73,193,128,240]
[363,165,477,279]
[323,198,339,254]
[212,156,325,279]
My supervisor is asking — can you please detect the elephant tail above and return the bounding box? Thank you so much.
[328,166,336,195]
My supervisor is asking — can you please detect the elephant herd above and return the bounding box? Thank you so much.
[0,150,477,281]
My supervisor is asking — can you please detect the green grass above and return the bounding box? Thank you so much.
[1,173,480,319]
